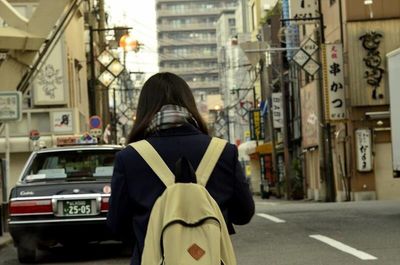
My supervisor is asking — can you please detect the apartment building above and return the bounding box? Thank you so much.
[155,0,237,96]
[0,1,93,191]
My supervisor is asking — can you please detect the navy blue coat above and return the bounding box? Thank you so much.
[107,124,255,264]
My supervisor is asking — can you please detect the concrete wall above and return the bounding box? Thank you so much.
[64,8,90,124]
[346,0,400,21]
[374,143,400,200]
[305,150,325,201]
[249,155,261,194]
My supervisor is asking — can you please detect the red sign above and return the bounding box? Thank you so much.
[29,130,40,141]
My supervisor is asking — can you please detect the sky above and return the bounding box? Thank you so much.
[105,0,159,78]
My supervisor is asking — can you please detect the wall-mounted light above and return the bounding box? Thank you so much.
[364,0,374,18]
[365,111,390,120]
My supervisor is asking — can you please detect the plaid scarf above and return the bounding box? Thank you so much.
[146,105,198,133]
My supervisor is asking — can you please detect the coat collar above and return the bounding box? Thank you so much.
[147,123,204,137]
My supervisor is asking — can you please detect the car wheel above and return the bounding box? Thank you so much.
[17,244,37,263]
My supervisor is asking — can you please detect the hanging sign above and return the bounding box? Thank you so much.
[289,0,318,20]
[355,128,372,172]
[272,93,283,128]
[323,44,346,121]
[0,91,22,121]
[249,109,265,140]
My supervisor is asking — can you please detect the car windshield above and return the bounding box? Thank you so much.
[22,149,118,182]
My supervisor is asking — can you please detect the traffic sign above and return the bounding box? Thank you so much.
[0,91,22,122]
[89,128,102,137]
[29,130,40,141]
[89,115,102,129]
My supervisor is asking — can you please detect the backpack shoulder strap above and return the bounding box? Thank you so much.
[195,137,227,186]
[129,140,175,187]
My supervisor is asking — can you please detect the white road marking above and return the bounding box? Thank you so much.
[256,213,286,223]
[309,234,378,260]
[255,201,278,206]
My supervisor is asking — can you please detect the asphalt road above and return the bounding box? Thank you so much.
[1,198,400,264]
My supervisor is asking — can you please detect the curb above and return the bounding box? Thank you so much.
[0,233,12,250]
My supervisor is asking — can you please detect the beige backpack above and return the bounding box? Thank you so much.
[130,137,237,265]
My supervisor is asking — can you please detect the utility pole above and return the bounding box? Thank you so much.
[91,0,110,127]
[280,2,336,202]
[318,0,335,202]
[279,51,291,199]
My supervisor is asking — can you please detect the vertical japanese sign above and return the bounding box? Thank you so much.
[322,44,346,121]
[249,109,265,140]
[289,0,318,20]
[355,128,372,172]
[272,93,283,128]
[259,154,273,185]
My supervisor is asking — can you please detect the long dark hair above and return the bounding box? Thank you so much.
[127,72,208,142]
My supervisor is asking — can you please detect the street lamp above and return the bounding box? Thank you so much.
[88,26,133,143]
[119,34,142,52]
[88,26,132,118]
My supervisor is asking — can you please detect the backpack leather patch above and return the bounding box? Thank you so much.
[187,243,205,260]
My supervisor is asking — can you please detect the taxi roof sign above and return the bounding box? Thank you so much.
[56,135,98,146]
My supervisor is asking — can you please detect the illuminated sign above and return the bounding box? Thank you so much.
[249,109,265,141]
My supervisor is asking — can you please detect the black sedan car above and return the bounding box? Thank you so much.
[8,138,123,263]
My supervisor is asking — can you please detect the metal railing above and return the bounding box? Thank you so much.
[158,37,216,46]
[157,8,221,17]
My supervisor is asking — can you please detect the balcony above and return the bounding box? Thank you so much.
[186,80,219,89]
[158,37,216,47]
[158,23,216,32]
[160,67,219,75]
[159,51,217,61]
[157,8,221,18]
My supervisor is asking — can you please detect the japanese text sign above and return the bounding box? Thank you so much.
[272,93,283,128]
[249,109,265,140]
[355,128,372,172]
[289,0,318,20]
[323,44,346,121]
[0,91,22,122]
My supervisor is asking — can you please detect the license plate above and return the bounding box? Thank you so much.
[62,200,92,216]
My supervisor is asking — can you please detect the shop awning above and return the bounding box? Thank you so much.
[255,142,273,154]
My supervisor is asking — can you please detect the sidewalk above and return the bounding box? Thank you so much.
[0,233,12,249]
